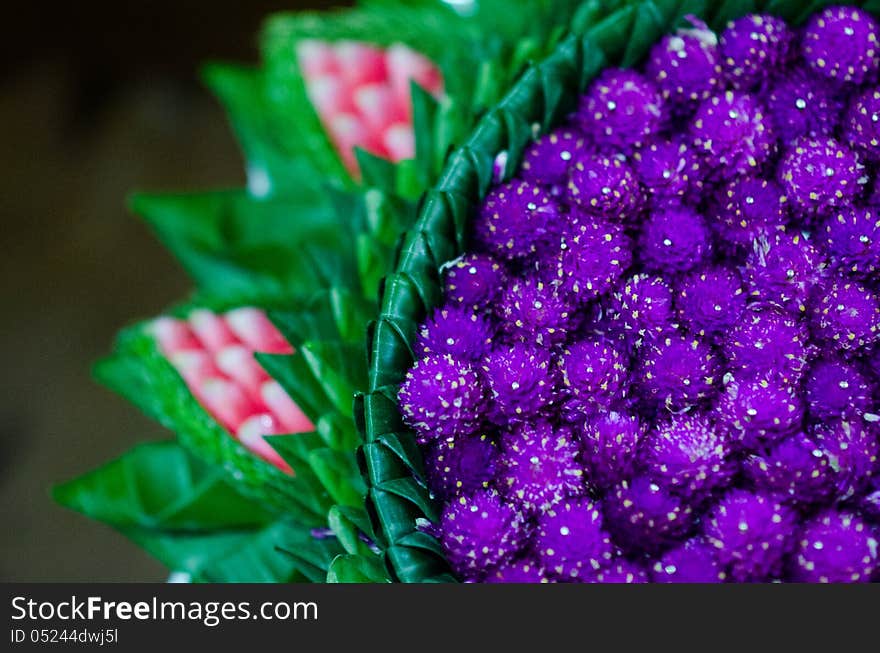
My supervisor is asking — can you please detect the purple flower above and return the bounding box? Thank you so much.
[843,87,880,163]
[474,180,559,259]
[717,373,804,450]
[802,6,880,86]
[556,338,629,420]
[645,22,720,111]
[603,477,694,554]
[704,489,796,581]
[425,434,498,501]
[535,498,614,580]
[608,273,675,336]
[709,176,788,252]
[723,304,810,382]
[804,358,873,420]
[743,231,825,314]
[575,68,665,152]
[636,331,719,410]
[580,411,645,488]
[482,342,554,423]
[443,253,507,309]
[790,511,878,582]
[567,152,643,220]
[643,414,734,501]
[484,557,548,583]
[638,206,710,274]
[414,305,493,360]
[820,205,880,277]
[587,558,648,583]
[496,421,586,511]
[498,274,573,346]
[520,127,585,188]
[440,490,527,575]
[541,216,632,299]
[777,137,866,216]
[631,138,703,205]
[762,68,841,142]
[399,354,486,442]
[676,265,746,338]
[810,417,880,500]
[690,90,774,178]
[809,276,880,353]
[719,14,794,90]
[743,432,834,506]
[651,537,725,583]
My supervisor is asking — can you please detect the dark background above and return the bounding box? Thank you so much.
[0,1,346,581]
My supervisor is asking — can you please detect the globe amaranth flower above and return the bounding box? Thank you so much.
[743,231,825,314]
[541,216,632,299]
[719,14,794,90]
[762,68,841,142]
[399,354,486,442]
[743,432,834,507]
[643,414,734,501]
[567,153,643,220]
[820,205,880,277]
[676,266,746,338]
[804,358,873,420]
[556,338,629,421]
[440,490,527,575]
[580,411,645,488]
[425,434,498,501]
[651,537,726,583]
[690,90,774,179]
[499,274,574,346]
[414,305,493,360]
[862,478,880,520]
[520,127,585,187]
[484,557,548,583]
[843,87,880,162]
[482,341,554,424]
[443,253,507,309]
[638,206,710,274]
[636,331,719,410]
[535,498,614,580]
[810,417,879,500]
[802,6,880,86]
[809,276,880,353]
[575,68,665,152]
[777,137,866,217]
[710,176,788,252]
[790,511,879,582]
[631,138,703,205]
[704,489,796,581]
[496,421,586,511]
[645,22,720,111]
[603,477,695,554]
[608,273,675,336]
[587,558,648,584]
[473,180,559,259]
[717,373,804,450]
[723,303,810,382]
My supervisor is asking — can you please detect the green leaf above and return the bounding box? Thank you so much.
[54,441,273,531]
[326,553,389,583]
[309,448,365,508]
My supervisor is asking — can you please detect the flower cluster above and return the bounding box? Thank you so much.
[399,7,880,583]
[151,308,312,472]
[297,40,443,173]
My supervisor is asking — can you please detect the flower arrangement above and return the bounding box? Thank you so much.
[58,0,880,583]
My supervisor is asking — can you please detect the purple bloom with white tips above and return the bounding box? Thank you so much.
[580,411,645,488]
[724,304,810,382]
[425,434,498,501]
[804,358,873,420]
[415,305,493,360]
[520,127,584,187]
[717,373,804,450]
[790,511,878,582]
[676,266,746,338]
[639,206,710,274]
[743,432,834,506]
[603,477,694,554]
[646,21,720,111]
[567,153,643,220]
[810,417,879,500]
[809,276,880,353]
[744,231,825,314]
[719,14,793,90]
[631,138,703,204]
[484,558,548,583]
[556,338,629,420]
[443,253,507,310]
[710,176,788,252]
[802,6,880,86]
[575,68,665,152]
[474,180,559,260]
[778,137,865,217]
[636,331,719,410]
[762,68,841,142]
[608,273,675,336]
[821,205,880,277]
[844,87,880,162]
[652,537,725,583]
[482,342,554,424]
[499,274,573,346]
[535,498,614,580]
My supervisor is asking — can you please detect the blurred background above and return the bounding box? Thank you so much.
[1,1,348,581]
